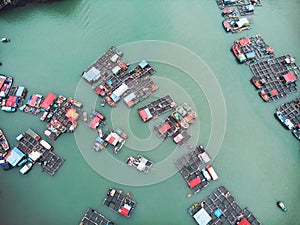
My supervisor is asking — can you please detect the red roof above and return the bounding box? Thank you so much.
[267,46,274,53]
[188,177,201,188]
[283,72,296,83]
[40,93,56,110]
[139,109,149,122]
[108,136,116,145]
[89,117,100,129]
[239,218,251,225]
[270,89,279,96]
[119,207,130,217]
[159,123,171,134]
[238,38,251,46]
[6,96,17,107]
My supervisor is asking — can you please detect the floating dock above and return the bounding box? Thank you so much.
[188,186,262,225]
[80,208,115,225]
[138,94,176,122]
[175,145,217,194]
[103,187,136,217]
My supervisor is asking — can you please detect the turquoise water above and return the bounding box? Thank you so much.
[0,0,299,224]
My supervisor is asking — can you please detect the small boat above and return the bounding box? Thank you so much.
[20,162,33,175]
[293,128,300,140]
[1,38,10,43]
[222,7,235,15]
[101,99,105,107]
[223,20,231,32]
[0,129,10,152]
[83,112,88,122]
[277,201,287,212]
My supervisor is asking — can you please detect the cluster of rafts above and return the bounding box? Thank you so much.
[230,34,300,141]
[215,0,262,33]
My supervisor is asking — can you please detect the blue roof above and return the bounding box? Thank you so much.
[16,86,25,97]
[139,60,149,69]
[6,147,25,167]
[83,67,100,82]
[110,93,120,103]
[145,108,153,119]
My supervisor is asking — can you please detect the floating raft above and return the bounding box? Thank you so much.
[126,154,153,173]
[42,95,83,140]
[21,94,44,115]
[82,46,126,84]
[138,94,176,122]
[250,55,299,102]
[40,150,64,176]
[188,186,262,225]
[103,187,136,217]
[216,0,262,10]
[80,208,115,225]
[232,34,274,64]
[175,145,217,194]
[276,96,300,130]
[153,103,197,146]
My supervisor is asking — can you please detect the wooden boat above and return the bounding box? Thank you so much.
[0,128,10,152]
[223,20,231,32]
[222,7,235,15]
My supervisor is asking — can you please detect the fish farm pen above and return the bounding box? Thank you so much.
[175,145,213,194]
[103,188,136,218]
[188,186,262,225]
[80,208,115,225]
[138,94,177,122]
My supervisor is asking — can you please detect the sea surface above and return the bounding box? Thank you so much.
[0,0,299,224]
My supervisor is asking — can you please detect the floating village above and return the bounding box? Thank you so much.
[0,0,299,224]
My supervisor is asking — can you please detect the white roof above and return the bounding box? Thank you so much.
[29,151,42,161]
[40,139,52,150]
[110,54,119,62]
[112,66,121,75]
[123,93,136,103]
[236,18,249,28]
[199,152,211,163]
[193,208,212,225]
[112,83,129,97]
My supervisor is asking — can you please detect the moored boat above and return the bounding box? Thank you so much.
[277,201,287,212]
[0,128,10,152]
[292,128,300,140]
[223,20,231,32]
[222,7,235,15]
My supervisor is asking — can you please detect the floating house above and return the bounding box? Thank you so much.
[40,93,57,111]
[5,147,25,167]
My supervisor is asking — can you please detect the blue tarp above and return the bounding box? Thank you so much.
[96,137,104,143]
[214,209,222,218]
[16,86,24,97]
[245,5,255,11]
[6,147,25,167]
[246,52,256,59]
[139,60,149,69]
